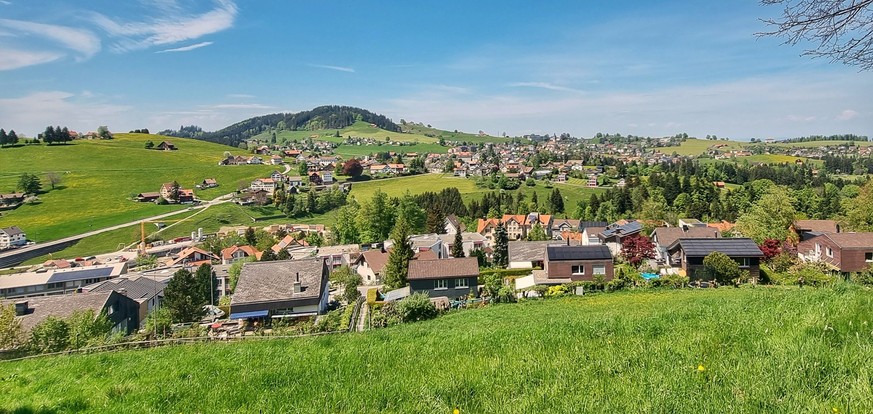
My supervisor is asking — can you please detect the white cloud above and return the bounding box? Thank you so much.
[837,109,858,121]
[307,64,355,73]
[0,19,101,60]
[93,0,237,52]
[227,93,255,99]
[155,41,213,53]
[0,91,131,136]
[0,1,11,5]
[509,82,585,94]
[0,47,63,70]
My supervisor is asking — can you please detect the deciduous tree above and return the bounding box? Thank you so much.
[620,234,656,267]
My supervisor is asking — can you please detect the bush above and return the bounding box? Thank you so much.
[29,317,69,353]
[546,285,567,297]
[395,293,438,323]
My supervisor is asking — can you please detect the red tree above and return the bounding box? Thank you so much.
[342,158,363,178]
[620,234,656,266]
[759,239,782,260]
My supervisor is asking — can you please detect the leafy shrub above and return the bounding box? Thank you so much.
[546,285,567,297]
[395,293,438,323]
[29,317,70,353]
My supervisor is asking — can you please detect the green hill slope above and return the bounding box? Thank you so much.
[0,134,275,243]
[2,287,871,412]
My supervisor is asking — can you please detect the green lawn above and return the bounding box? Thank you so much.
[770,140,873,148]
[334,142,447,158]
[0,134,275,243]
[657,138,745,156]
[2,287,872,412]
[399,122,512,144]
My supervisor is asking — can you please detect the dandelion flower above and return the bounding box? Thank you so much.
[697,364,706,372]
[832,408,839,413]
[454,408,460,414]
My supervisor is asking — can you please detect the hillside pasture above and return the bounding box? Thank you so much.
[656,138,744,156]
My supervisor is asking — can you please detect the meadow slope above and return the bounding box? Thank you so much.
[1,287,871,413]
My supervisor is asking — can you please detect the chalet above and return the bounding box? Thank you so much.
[407,257,479,300]
[200,178,218,188]
[230,258,330,319]
[283,149,302,158]
[477,218,500,242]
[444,214,464,235]
[220,245,262,264]
[169,246,219,267]
[1,291,140,335]
[793,220,841,242]
[159,182,194,203]
[502,215,528,240]
[798,232,873,273]
[666,238,764,281]
[0,226,27,249]
[155,141,177,151]
[254,145,271,155]
[0,192,25,209]
[270,155,284,165]
[355,249,389,285]
[250,178,278,195]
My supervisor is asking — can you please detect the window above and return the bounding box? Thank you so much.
[571,265,584,275]
[735,257,751,268]
[455,278,469,289]
[867,252,873,262]
[434,279,448,290]
[108,305,115,316]
[593,265,606,275]
[826,247,834,258]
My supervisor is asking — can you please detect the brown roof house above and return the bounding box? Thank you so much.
[407,257,479,300]
[229,258,330,320]
[667,238,764,281]
[355,249,389,285]
[793,220,841,241]
[798,232,873,273]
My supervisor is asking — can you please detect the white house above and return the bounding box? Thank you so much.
[250,178,278,195]
[0,226,26,250]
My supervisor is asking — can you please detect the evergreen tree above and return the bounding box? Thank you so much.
[163,268,207,322]
[0,129,7,146]
[492,221,509,268]
[7,130,17,145]
[451,230,465,258]
[194,264,217,306]
[17,173,41,194]
[260,248,277,261]
[244,227,257,246]
[549,188,565,213]
[527,223,549,241]
[43,126,55,145]
[425,208,446,234]
[383,216,414,289]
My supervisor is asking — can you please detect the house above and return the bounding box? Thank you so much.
[168,246,219,267]
[508,241,563,269]
[155,141,177,151]
[650,226,720,262]
[438,232,488,258]
[316,244,360,269]
[0,192,25,209]
[370,164,389,175]
[2,291,141,335]
[476,218,501,242]
[387,163,406,174]
[135,192,161,203]
[666,238,764,281]
[0,262,128,299]
[319,171,334,184]
[229,258,330,319]
[407,257,479,300]
[220,245,262,264]
[286,176,304,188]
[502,215,528,240]
[271,235,308,254]
[83,275,170,327]
[543,245,614,281]
[598,220,643,254]
[444,214,464,235]
[159,182,194,203]
[0,226,27,249]
[551,219,581,236]
[235,189,271,206]
[250,178,277,195]
[678,218,707,230]
[309,172,324,185]
[247,156,264,165]
[798,232,873,273]
[793,220,841,242]
[582,226,607,246]
[270,155,284,165]
[355,249,389,285]
[200,178,218,189]
[254,145,271,155]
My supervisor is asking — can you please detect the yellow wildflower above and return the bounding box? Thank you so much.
[454,408,460,414]
[697,364,706,372]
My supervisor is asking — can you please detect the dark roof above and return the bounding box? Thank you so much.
[231,258,327,306]
[446,214,463,231]
[668,238,764,257]
[578,221,608,231]
[0,226,24,236]
[46,266,116,283]
[407,257,479,280]
[84,276,168,300]
[508,241,562,262]
[1,292,112,332]
[546,245,612,261]
[600,221,643,239]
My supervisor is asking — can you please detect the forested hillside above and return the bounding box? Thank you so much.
[159,106,401,148]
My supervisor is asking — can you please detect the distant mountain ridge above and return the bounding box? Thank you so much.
[159,105,402,148]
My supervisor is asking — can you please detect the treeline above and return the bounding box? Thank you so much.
[160,105,402,148]
[39,126,73,144]
[273,185,348,218]
[778,134,868,143]
[821,155,873,175]
[0,129,19,146]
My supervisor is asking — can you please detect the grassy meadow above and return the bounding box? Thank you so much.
[0,134,275,242]
[657,138,744,156]
[2,286,872,412]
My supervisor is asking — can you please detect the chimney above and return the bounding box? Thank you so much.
[293,272,301,293]
[14,301,28,316]
[119,288,128,297]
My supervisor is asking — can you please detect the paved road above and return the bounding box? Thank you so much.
[0,193,235,266]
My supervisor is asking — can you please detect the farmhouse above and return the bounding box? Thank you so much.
[797,232,873,273]
[169,246,219,267]
[0,226,27,249]
[0,192,25,209]
[230,258,330,319]
[667,238,764,281]
[407,257,479,300]
[135,192,161,202]
[155,141,177,151]
[159,183,195,203]
[250,178,278,195]
[200,178,218,188]
[220,245,262,264]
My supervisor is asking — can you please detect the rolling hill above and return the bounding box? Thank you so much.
[0,134,275,243]
[1,286,871,412]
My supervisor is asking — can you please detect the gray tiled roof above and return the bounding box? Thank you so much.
[669,238,764,257]
[0,226,24,236]
[231,258,327,306]
[84,276,168,300]
[509,241,564,262]
[407,257,479,280]
[1,292,112,332]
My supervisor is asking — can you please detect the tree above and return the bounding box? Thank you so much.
[702,251,743,284]
[735,186,797,243]
[46,171,62,190]
[759,0,873,70]
[396,194,426,234]
[759,239,783,260]
[17,173,41,194]
[163,268,207,322]
[0,129,7,147]
[7,130,17,145]
[194,264,217,306]
[471,248,489,267]
[527,223,549,241]
[492,221,509,268]
[844,180,873,231]
[244,227,257,246]
[331,266,362,304]
[67,310,111,348]
[97,125,112,139]
[29,317,70,353]
[144,140,155,149]
[620,234,656,267]
[342,158,364,178]
[383,216,414,289]
[168,181,181,203]
[333,202,361,244]
[298,161,309,177]
[451,230,466,258]
[0,304,23,350]
[260,248,277,262]
[395,292,438,322]
[549,188,565,213]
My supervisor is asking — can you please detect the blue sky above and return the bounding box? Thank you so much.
[0,0,870,139]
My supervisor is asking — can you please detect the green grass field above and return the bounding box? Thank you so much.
[334,142,447,158]
[770,140,873,148]
[2,286,871,412]
[0,134,275,243]
[657,138,745,156]
[400,122,512,144]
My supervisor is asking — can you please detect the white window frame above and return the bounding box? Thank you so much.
[866,252,873,263]
[571,265,584,275]
[826,247,834,258]
[434,279,448,290]
[455,278,469,289]
[593,265,606,275]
